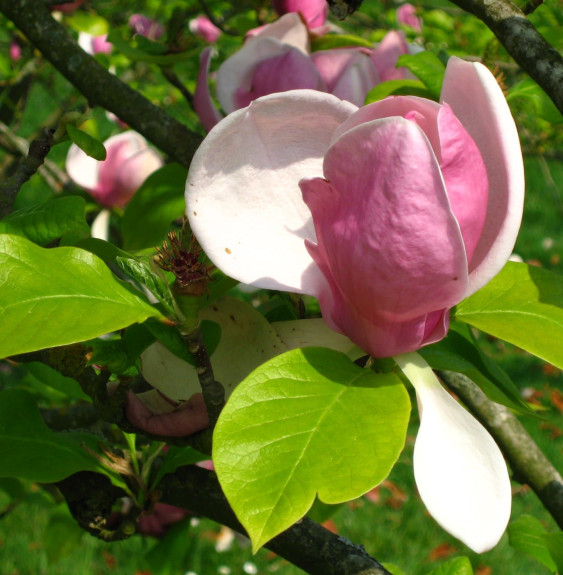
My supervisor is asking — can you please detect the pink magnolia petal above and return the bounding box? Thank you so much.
[233,47,325,109]
[312,48,379,106]
[125,390,209,437]
[189,15,222,43]
[332,95,441,152]
[437,103,489,266]
[396,4,422,32]
[186,90,357,292]
[97,131,162,207]
[302,118,467,332]
[194,46,225,132]
[370,30,409,82]
[440,57,524,296]
[272,0,329,29]
[396,353,511,552]
[249,13,311,53]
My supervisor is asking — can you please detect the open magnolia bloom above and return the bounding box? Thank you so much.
[194,13,413,131]
[185,56,524,551]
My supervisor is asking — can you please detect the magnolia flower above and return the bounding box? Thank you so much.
[138,503,190,537]
[78,32,113,55]
[189,15,222,43]
[9,38,21,61]
[129,13,164,41]
[195,13,412,131]
[185,57,524,551]
[271,0,329,30]
[396,3,422,32]
[50,0,86,13]
[66,131,163,209]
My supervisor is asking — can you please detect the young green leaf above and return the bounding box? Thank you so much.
[455,262,563,369]
[396,52,445,99]
[0,196,89,246]
[0,234,162,358]
[66,124,107,161]
[213,347,410,551]
[365,79,432,104]
[122,163,187,251]
[508,514,557,572]
[426,556,474,575]
[419,322,532,414]
[0,388,101,482]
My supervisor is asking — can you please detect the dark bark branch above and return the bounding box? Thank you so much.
[440,370,563,529]
[0,0,203,169]
[0,127,54,217]
[159,465,392,575]
[447,0,563,114]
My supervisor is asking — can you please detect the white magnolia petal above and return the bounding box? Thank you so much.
[274,318,364,359]
[66,142,100,191]
[90,209,111,241]
[141,298,289,401]
[186,90,357,293]
[252,12,311,53]
[440,57,524,297]
[395,352,511,553]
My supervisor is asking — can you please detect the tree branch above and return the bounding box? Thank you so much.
[0,0,203,169]
[447,0,563,114]
[159,465,393,575]
[440,370,563,529]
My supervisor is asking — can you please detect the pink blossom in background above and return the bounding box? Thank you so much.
[138,503,190,538]
[194,12,413,131]
[397,3,422,32]
[129,13,164,41]
[9,39,21,61]
[78,32,113,55]
[271,0,329,30]
[50,0,86,13]
[65,131,163,208]
[185,58,524,552]
[189,15,222,43]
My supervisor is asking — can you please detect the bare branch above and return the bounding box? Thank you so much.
[447,0,563,114]
[0,0,203,168]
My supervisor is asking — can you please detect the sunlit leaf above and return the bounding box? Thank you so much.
[508,514,557,572]
[455,262,563,369]
[214,347,410,551]
[66,125,107,161]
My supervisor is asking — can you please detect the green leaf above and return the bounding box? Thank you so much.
[0,234,162,358]
[106,30,194,65]
[25,362,91,401]
[543,532,563,574]
[0,196,89,246]
[311,33,374,50]
[454,262,563,369]
[0,389,101,481]
[507,78,562,125]
[213,347,410,551]
[396,52,445,99]
[365,79,433,104]
[66,125,107,161]
[116,256,176,317]
[419,322,531,414]
[144,516,194,575]
[426,556,474,575]
[508,514,557,572]
[66,12,109,36]
[122,163,187,251]
[150,445,209,490]
[44,504,84,564]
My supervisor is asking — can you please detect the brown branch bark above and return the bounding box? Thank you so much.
[440,370,563,529]
[0,0,203,169]
[447,0,563,114]
[159,465,393,575]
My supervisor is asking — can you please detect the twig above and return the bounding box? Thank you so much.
[446,0,563,114]
[0,127,54,218]
[159,465,393,575]
[439,370,563,529]
[0,0,203,169]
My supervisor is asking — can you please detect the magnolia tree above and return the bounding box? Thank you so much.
[0,0,562,574]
